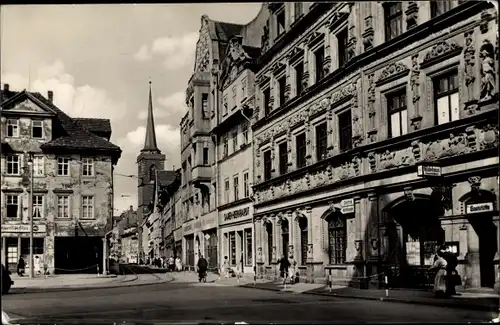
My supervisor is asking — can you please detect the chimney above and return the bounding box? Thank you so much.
[47,91,54,103]
[3,84,9,92]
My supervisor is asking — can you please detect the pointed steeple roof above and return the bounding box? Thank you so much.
[142,79,161,153]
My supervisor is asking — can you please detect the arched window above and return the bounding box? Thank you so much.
[150,165,156,182]
[327,213,346,265]
[299,217,308,265]
[281,219,289,258]
[266,222,273,264]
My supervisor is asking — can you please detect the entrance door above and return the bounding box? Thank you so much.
[204,232,218,270]
[474,219,496,288]
[281,220,289,258]
[186,236,195,267]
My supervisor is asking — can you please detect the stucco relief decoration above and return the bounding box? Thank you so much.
[424,132,470,161]
[479,124,499,150]
[411,140,421,162]
[362,15,374,51]
[379,147,414,170]
[463,31,477,112]
[421,40,462,66]
[331,82,356,105]
[378,62,409,84]
[367,152,377,172]
[479,39,496,102]
[468,176,482,194]
[410,54,422,130]
[404,187,415,202]
[347,25,357,61]
[261,22,270,54]
[405,2,419,30]
[351,94,363,148]
[367,74,377,142]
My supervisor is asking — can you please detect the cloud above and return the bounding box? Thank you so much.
[137,91,188,120]
[134,45,152,62]
[134,32,198,70]
[119,124,180,151]
[1,60,126,123]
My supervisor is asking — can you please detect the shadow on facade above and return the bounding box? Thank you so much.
[54,237,103,274]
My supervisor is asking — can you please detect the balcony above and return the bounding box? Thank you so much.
[191,165,212,189]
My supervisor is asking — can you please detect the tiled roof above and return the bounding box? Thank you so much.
[157,170,178,187]
[0,89,121,163]
[213,21,244,42]
[73,118,112,136]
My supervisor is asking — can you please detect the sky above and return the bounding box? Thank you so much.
[1,4,261,215]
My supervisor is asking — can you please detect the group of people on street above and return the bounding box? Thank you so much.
[17,256,47,276]
[144,256,183,271]
[278,254,299,285]
[431,244,461,298]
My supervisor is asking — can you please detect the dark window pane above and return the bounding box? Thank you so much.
[278,76,287,106]
[315,47,325,83]
[315,122,328,161]
[279,142,288,175]
[295,63,304,96]
[338,110,352,152]
[296,133,307,168]
[264,150,272,181]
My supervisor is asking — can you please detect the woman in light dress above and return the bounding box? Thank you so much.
[175,257,182,272]
[430,251,448,298]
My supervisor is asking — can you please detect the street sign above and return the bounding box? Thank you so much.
[417,164,442,177]
[204,233,211,240]
[340,198,354,207]
[466,202,494,214]
[340,206,355,214]
[1,224,46,233]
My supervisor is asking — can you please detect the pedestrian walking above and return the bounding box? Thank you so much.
[175,257,182,272]
[278,254,290,285]
[288,255,297,284]
[430,251,447,298]
[222,256,230,278]
[17,257,25,276]
[440,245,460,296]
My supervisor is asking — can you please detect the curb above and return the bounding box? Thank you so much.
[239,284,498,312]
[8,275,174,295]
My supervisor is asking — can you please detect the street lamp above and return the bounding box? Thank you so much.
[26,154,34,279]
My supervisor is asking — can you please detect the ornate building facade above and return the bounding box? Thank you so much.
[1,85,121,274]
[249,1,499,289]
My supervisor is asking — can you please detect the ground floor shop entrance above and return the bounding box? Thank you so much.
[204,230,218,270]
[185,235,195,268]
[2,236,45,273]
[54,236,103,274]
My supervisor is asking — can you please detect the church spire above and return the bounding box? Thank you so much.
[142,79,160,153]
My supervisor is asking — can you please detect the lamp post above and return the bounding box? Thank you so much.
[27,155,34,279]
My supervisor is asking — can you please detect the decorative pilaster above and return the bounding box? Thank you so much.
[362,15,374,51]
[256,219,263,263]
[305,110,312,165]
[326,107,334,156]
[286,130,293,169]
[463,32,477,114]
[405,2,419,30]
[302,43,310,91]
[288,210,295,258]
[366,74,377,142]
[410,53,423,130]
[305,206,313,262]
[271,216,277,263]
[351,90,363,148]
[285,61,291,102]
[270,136,276,178]
[269,76,276,110]
[323,29,332,75]
[255,146,262,183]
[347,25,357,61]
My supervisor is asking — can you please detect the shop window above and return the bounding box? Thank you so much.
[434,71,459,125]
[229,231,236,265]
[387,90,408,138]
[299,217,308,265]
[327,213,346,265]
[385,2,403,41]
[7,245,18,264]
[245,228,252,266]
[21,238,44,255]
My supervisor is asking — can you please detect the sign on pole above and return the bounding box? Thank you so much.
[340,206,355,214]
[340,198,354,207]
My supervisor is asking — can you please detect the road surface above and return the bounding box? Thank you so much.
[2,279,496,324]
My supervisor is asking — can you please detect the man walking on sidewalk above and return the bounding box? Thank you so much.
[278,255,290,285]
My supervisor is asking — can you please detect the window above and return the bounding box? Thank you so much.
[266,222,273,264]
[7,245,18,264]
[385,2,403,41]
[337,28,349,67]
[294,2,303,19]
[224,179,230,203]
[33,156,44,176]
[277,10,285,36]
[263,150,272,181]
[32,120,43,138]
[242,78,248,99]
[223,136,229,157]
[229,231,236,265]
[57,157,70,176]
[6,195,19,218]
[33,195,44,219]
[233,175,239,201]
[6,155,20,175]
[278,75,287,106]
[149,164,156,182]
[243,172,249,197]
[294,62,304,96]
[223,96,228,115]
[82,158,94,176]
[434,71,459,125]
[328,214,347,264]
[6,119,19,137]
[232,130,238,152]
[242,124,249,145]
[315,122,328,161]
[21,238,44,255]
[82,196,94,219]
[338,110,352,152]
[431,0,453,18]
[201,93,209,119]
[245,228,253,265]
[314,46,325,83]
[203,147,209,165]
[299,217,308,265]
[263,87,271,115]
[296,133,307,169]
[387,90,408,138]
[281,219,289,258]
[278,141,288,175]
[57,195,70,218]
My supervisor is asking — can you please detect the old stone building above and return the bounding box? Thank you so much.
[160,170,182,260]
[0,84,121,274]
[248,1,498,290]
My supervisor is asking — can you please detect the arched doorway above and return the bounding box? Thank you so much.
[265,221,273,264]
[297,216,308,265]
[460,189,497,288]
[384,195,444,288]
[281,218,289,259]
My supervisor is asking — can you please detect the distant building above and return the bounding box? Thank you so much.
[0,84,121,274]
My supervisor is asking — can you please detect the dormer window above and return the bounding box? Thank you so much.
[276,10,286,36]
[6,119,19,137]
[32,120,44,139]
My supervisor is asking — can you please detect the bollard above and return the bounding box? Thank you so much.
[237,272,240,285]
[385,276,389,297]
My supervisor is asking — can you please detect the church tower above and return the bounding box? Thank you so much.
[137,80,165,260]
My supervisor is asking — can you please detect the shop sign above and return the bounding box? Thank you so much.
[417,165,442,177]
[340,206,355,214]
[223,207,250,222]
[340,198,354,207]
[466,202,494,214]
[1,224,46,233]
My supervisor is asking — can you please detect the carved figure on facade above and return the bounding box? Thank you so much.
[362,16,374,51]
[463,31,476,105]
[379,148,414,170]
[422,40,462,66]
[480,9,492,34]
[411,140,421,162]
[378,62,409,84]
[479,39,496,102]
[405,2,419,30]
[424,132,470,160]
[261,23,270,54]
[347,25,357,61]
[337,161,356,180]
[480,124,499,150]
[410,54,423,130]
[367,152,377,172]
[468,176,482,193]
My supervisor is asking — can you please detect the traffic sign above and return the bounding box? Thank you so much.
[341,206,355,214]
[204,233,211,240]
[340,198,354,207]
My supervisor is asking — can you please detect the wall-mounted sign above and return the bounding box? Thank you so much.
[466,202,494,214]
[341,206,355,214]
[341,198,354,207]
[1,224,47,233]
[417,165,442,177]
[223,207,250,222]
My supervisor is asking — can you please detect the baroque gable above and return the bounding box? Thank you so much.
[221,36,251,89]
[194,15,212,73]
[1,92,55,116]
